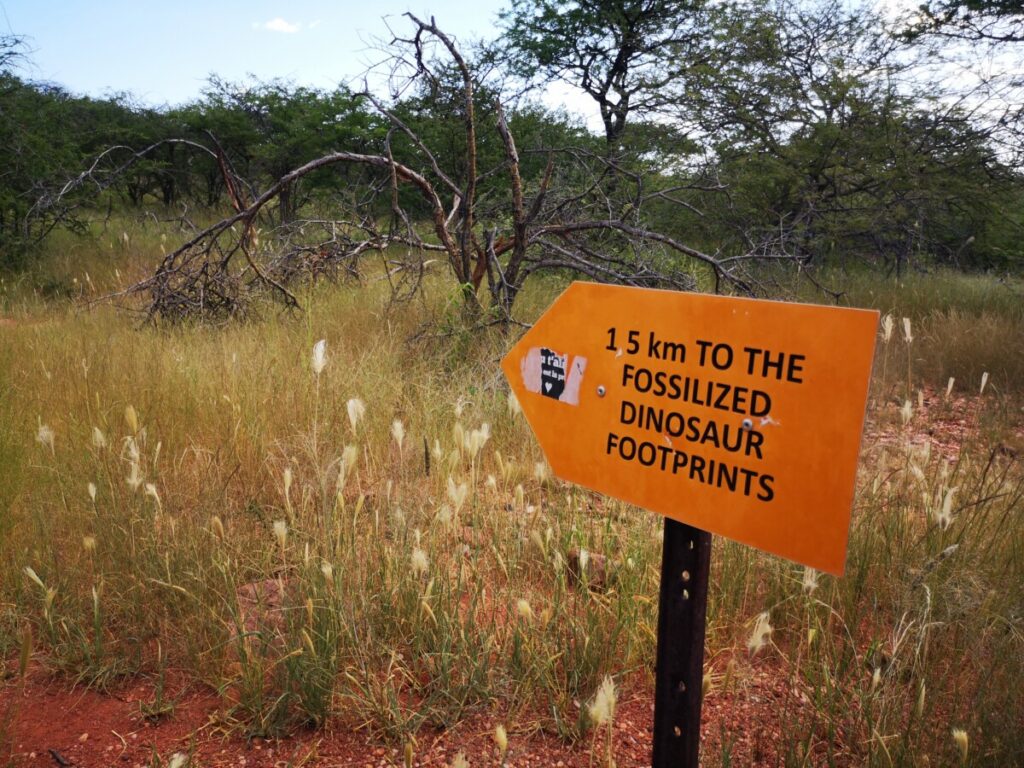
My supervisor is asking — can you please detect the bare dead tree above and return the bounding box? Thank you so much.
[106,14,793,324]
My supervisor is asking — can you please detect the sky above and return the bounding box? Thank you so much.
[0,0,524,106]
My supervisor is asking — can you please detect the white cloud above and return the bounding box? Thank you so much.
[259,17,302,34]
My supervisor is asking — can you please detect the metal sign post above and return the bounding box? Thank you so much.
[652,520,712,768]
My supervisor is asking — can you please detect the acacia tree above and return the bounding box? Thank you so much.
[903,0,1024,170]
[908,0,1024,43]
[675,0,1019,273]
[498,0,713,149]
[192,78,380,223]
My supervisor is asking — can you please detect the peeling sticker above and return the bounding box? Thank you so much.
[520,347,587,406]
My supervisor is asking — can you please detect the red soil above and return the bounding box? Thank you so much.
[0,655,806,768]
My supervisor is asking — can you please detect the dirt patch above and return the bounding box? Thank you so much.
[0,658,819,768]
[866,386,1023,462]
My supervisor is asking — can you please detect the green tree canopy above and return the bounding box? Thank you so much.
[498,0,713,149]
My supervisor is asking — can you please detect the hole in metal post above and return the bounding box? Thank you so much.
[682,570,691,582]
[678,681,686,692]
[683,589,690,600]
[689,540,695,549]
[673,726,682,737]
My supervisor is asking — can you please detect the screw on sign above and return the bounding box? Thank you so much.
[502,282,878,768]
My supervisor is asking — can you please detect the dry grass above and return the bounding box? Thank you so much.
[0,224,1022,765]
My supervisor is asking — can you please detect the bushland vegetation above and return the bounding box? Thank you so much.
[2,1,1022,318]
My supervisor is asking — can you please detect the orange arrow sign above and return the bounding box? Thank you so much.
[502,282,878,575]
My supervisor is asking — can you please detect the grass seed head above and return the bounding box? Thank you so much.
[35,420,54,452]
[392,419,406,451]
[881,314,894,343]
[530,529,545,556]
[273,519,288,549]
[515,598,534,622]
[902,317,913,344]
[346,398,366,433]
[447,477,468,512]
[451,753,470,768]
[579,547,590,571]
[466,423,491,458]
[747,611,773,655]
[87,482,97,502]
[341,444,358,476]
[901,400,913,425]
[411,547,429,578]
[802,567,820,594]
[587,675,617,726]
[124,404,139,434]
[23,566,46,591]
[126,461,143,491]
[494,724,508,755]
[979,371,989,394]
[942,486,958,518]
[91,426,107,449]
[312,339,328,376]
[123,436,140,462]
[952,728,969,762]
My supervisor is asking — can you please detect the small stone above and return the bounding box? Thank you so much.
[79,732,89,742]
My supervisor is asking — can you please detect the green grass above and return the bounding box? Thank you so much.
[0,222,1022,764]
